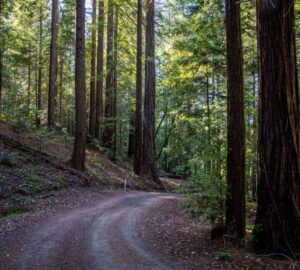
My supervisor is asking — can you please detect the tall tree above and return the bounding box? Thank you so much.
[48,0,59,130]
[95,0,105,140]
[89,0,97,137]
[71,0,87,171]
[253,0,300,254]
[134,0,143,175]
[112,5,118,158]
[225,0,245,238]
[103,0,115,153]
[36,2,44,128]
[142,0,162,187]
[27,44,31,115]
[0,0,3,113]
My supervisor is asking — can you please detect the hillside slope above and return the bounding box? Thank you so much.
[0,123,148,220]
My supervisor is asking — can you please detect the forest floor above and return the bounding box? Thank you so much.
[0,123,295,269]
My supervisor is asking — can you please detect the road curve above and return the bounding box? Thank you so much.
[0,192,185,270]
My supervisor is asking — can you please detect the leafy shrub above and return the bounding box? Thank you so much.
[180,170,226,226]
[214,251,233,261]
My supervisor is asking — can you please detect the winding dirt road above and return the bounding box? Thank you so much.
[0,192,185,270]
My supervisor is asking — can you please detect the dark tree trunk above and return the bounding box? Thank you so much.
[95,0,104,141]
[0,0,3,113]
[36,3,43,128]
[141,0,162,187]
[225,0,245,238]
[59,52,64,127]
[71,0,87,171]
[48,0,59,130]
[253,0,300,254]
[103,0,115,152]
[89,0,97,137]
[133,0,143,174]
[112,5,118,159]
[128,110,135,158]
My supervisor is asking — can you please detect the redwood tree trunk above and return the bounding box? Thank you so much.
[59,52,64,127]
[48,0,59,130]
[142,0,162,187]
[134,0,143,175]
[95,0,104,140]
[36,3,43,128]
[89,0,97,137]
[0,0,3,113]
[71,0,87,171]
[103,0,115,152]
[253,0,300,254]
[112,5,118,159]
[225,0,245,238]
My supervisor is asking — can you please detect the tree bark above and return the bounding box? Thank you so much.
[27,45,31,116]
[48,0,59,130]
[95,0,104,141]
[89,0,97,137]
[112,5,118,159]
[71,0,87,171]
[141,0,162,187]
[0,0,3,113]
[253,0,300,254]
[225,0,245,238]
[103,0,115,152]
[128,110,135,158]
[59,52,64,127]
[133,0,143,175]
[36,3,43,128]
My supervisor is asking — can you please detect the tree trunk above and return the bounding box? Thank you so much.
[133,0,143,175]
[142,0,162,187]
[112,5,118,159]
[103,0,115,152]
[48,0,59,130]
[253,0,300,254]
[95,0,104,141]
[128,110,135,158]
[27,45,31,116]
[0,0,3,113]
[59,52,64,127]
[225,0,245,238]
[71,0,87,171]
[36,3,43,128]
[89,0,97,137]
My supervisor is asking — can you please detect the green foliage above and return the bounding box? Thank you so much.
[180,172,226,225]
[214,251,233,261]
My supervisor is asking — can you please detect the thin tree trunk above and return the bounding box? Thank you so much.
[48,0,59,130]
[71,0,87,171]
[59,52,64,127]
[142,0,163,187]
[36,3,43,128]
[128,110,135,158]
[103,0,114,152]
[225,0,245,238]
[95,0,104,140]
[253,0,300,254]
[89,0,97,137]
[27,45,31,116]
[134,0,143,174]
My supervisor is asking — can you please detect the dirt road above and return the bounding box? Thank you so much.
[0,192,184,270]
